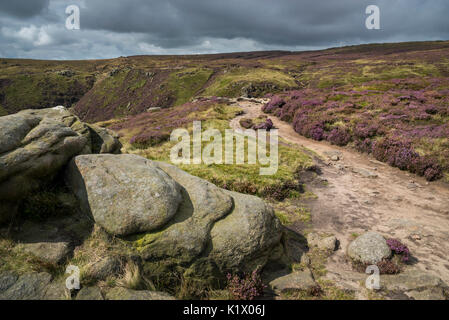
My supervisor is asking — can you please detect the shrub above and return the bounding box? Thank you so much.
[262,180,304,201]
[226,268,266,300]
[376,259,402,274]
[354,138,373,153]
[327,127,351,146]
[262,96,285,113]
[386,238,410,262]
[424,105,438,115]
[309,124,325,141]
[372,139,443,181]
[253,118,274,130]
[353,123,379,139]
[130,131,170,148]
[239,118,253,129]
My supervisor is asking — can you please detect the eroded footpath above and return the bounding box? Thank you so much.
[230,100,449,291]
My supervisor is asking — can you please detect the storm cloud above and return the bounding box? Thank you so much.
[0,0,448,59]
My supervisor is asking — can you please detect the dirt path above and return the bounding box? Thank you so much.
[230,100,449,286]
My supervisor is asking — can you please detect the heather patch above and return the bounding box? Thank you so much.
[263,78,449,181]
[225,268,266,300]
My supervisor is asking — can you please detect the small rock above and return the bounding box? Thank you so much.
[330,155,339,161]
[410,234,421,241]
[19,241,72,264]
[43,281,70,300]
[269,269,317,294]
[300,254,311,266]
[347,231,391,265]
[307,233,337,251]
[351,167,378,178]
[0,272,52,300]
[76,287,104,300]
[105,287,175,300]
[407,183,418,190]
[147,107,161,112]
[0,272,18,293]
[83,256,121,281]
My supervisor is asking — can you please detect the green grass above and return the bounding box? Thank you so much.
[0,238,61,276]
[121,104,314,199]
[203,67,297,97]
[0,105,7,116]
[167,68,214,105]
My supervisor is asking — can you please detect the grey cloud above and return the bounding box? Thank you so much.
[0,0,49,18]
[0,0,448,59]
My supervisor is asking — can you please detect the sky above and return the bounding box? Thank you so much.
[0,0,448,60]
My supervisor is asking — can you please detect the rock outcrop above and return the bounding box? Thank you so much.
[1,108,283,299]
[0,107,121,224]
[65,154,283,286]
[381,268,449,300]
[0,272,68,300]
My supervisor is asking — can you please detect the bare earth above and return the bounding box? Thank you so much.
[230,100,449,288]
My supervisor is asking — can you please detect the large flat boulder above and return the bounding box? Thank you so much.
[381,268,449,300]
[65,154,183,236]
[0,272,52,300]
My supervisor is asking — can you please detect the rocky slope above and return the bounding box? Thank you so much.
[0,107,285,300]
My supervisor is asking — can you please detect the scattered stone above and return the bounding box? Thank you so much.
[83,256,121,281]
[0,272,52,300]
[381,268,449,300]
[18,241,72,264]
[0,272,18,293]
[105,287,175,300]
[147,107,161,112]
[76,287,104,300]
[87,124,122,154]
[269,269,317,294]
[56,70,74,77]
[347,231,391,265]
[351,167,378,178]
[307,233,338,251]
[324,151,342,161]
[410,234,421,241]
[406,182,421,190]
[42,281,70,300]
